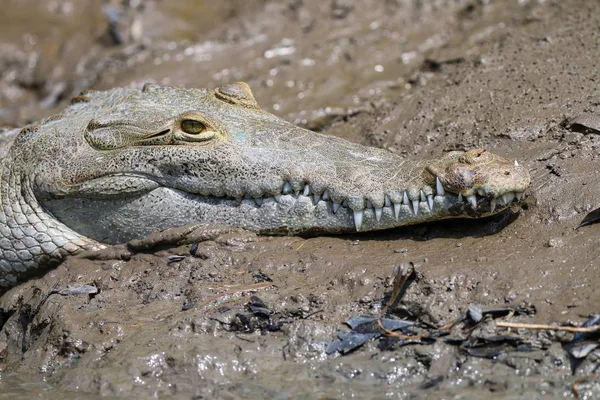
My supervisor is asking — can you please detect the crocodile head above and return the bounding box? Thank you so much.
[425,148,530,213]
[14,82,530,244]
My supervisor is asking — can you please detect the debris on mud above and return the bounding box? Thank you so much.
[565,114,600,135]
[578,207,600,228]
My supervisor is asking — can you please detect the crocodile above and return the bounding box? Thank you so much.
[0,82,530,291]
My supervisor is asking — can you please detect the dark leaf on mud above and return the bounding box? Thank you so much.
[56,285,98,296]
[456,335,528,358]
[565,314,600,359]
[346,316,413,333]
[189,242,198,255]
[565,341,600,359]
[483,305,536,318]
[326,332,379,354]
[566,114,600,134]
[252,271,273,283]
[248,305,271,318]
[167,255,186,265]
[247,296,271,317]
[573,314,600,342]
[234,313,251,331]
[577,208,600,229]
[249,296,268,309]
[267,321,284,332]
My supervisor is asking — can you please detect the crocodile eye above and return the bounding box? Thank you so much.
[181,120,206,134]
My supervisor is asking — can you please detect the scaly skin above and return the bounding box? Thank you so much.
[0,82,530,290]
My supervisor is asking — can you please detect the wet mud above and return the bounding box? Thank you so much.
[1,0,600,398]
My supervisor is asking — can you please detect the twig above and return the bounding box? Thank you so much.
[381,262,415,316]
[497,321,600,333]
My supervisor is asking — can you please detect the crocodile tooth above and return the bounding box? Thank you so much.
[294,190,300,197]
[313,193,321,204]
[322,189,330,201]
[427,195,434,211]
[458,193,463,202]
[403,191,409,205]
[255,197,263,206]
[375,207,383,221]
[420,190,426,202]
[303,185,311,196]
[467,195,477,209]
[332,202,341,213]
[394,203,401,218]
[436,177,445,196]
[384,195,391,207]
[516,192,524,201]
[274,194,282,203]
[490,198,496,213]
[353,209,364,231]
[514,160,519,167]
[502,192,515,204]
[282,182,293,194]
[412,200,419,216]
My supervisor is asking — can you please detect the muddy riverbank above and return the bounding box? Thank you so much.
[1,0,599,398]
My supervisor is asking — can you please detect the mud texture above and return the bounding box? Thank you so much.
[1,0,600,399]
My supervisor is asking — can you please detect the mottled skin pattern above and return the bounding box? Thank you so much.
[0,82,530,291]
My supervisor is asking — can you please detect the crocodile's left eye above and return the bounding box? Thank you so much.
[181,120,206,134]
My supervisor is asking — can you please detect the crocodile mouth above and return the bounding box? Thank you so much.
[61,172,526,233]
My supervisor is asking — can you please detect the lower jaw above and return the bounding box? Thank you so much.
[43,188,512,242]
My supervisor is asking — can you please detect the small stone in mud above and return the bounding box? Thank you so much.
[394,248,408,254]
[545,238,563,248]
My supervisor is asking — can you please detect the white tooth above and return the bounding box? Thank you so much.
[332,202,341,213]
[375,207,383,221]
[322,189,330,200]
[516,192,524,201]
[303,185,311,196]
[490,198,496,213]
[458,193,463,202]
[394,203,401,218]
[283,182,293,194]
[514,160,519,167]
[427,195,433,210]
[294,190,300,197]
[420,190,426,202]
[313,193,321,204]
[403,191,409,205]
[353,209,364,231]
[502,192,515,204]
[436,177,445,196]
[467,195,477,209]
[412,200,419,216]
[274,194,282,203]
[255,197,263,206]
[384,195,391,207]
